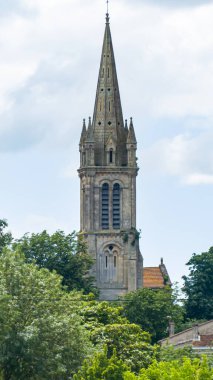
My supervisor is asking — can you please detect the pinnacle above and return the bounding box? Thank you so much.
[127,118,137,144]
[80,119,87,145]
[86,117,95,142]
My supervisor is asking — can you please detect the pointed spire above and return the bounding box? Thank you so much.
[80,119,87,145]
[86,117,95,142]
[92,12,126,165]
[127,117,137,144]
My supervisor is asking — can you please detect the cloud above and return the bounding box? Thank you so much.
[123,0,213,8]
[144,127,213,186]
[119,4,213,121]
[185,174,213,185]
[0,0,36,18]
[0,58,86,152]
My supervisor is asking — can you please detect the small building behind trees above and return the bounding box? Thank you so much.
[159,320,213,354]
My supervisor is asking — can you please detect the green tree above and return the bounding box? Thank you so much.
[74,356,213,380]
[80,300,128,329]
[122,287,184,343]
[138,357,213,380]
[159,345,198,362]
[13,230,96,294]
[0,249,92,380]
[74,347,130,380]
[91,324,156,374]
[0,220,12,253]
[183,247,213,320]
[77,300,156,373]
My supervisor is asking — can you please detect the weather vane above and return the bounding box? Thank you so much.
[106,0,109,14]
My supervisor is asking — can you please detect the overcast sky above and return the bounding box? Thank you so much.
[0,0,213,284]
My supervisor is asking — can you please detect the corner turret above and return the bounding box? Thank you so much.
[79,119,87,167]
[127,118,137,167]
[85,117,95,166]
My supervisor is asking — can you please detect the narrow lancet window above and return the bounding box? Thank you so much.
[107,67,110,78]
[102,183,109,229]
[113,183,120,229]
[114,256,117,268]
[109,149,113,163]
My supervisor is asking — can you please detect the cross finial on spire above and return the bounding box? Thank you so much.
[106,0,109,23]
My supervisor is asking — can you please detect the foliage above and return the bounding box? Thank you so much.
[73,347,130,380]
[74,351,213,380]
[183,247,213,320]
[0,220,12,253]
[80,300,128,329]
[91,323,156,373]
[13,230,97,295]
[120,228,141,246]
[0,249,92,380]
[138,357,213,380]
[159,345,198,362]
[78,301,156,373]
[122,287,184,343]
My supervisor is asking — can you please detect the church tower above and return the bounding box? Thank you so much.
[78,12,143,300]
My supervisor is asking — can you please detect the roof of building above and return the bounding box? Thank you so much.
[143,267,165,288]
[159,320,213,346]
[193,335,213,347]
[143,260,171,289]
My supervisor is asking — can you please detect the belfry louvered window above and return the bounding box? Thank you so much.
[102,183,109,229]
[113,183,120,229]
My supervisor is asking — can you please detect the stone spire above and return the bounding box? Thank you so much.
[92,12,127,166]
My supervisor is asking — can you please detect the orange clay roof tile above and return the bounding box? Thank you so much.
[143,267,165,288]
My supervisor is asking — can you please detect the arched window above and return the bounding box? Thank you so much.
[109,149,113,163]
[113,183,120,229]
[102,183,109,229]
[101,247,118,284]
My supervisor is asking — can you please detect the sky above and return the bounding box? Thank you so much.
[0,0,213,285]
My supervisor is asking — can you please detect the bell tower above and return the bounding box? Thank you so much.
[78,12,143,300]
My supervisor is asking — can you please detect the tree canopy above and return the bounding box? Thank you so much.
[74,348,129,380]
[74,352,213,380]
[183,247,213,320]
[122,287,184,343]
[0,219,12,253]
[0,248,92,380]
[78,300,156,374]
[91,324,156,373]
[13,230,96,295]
